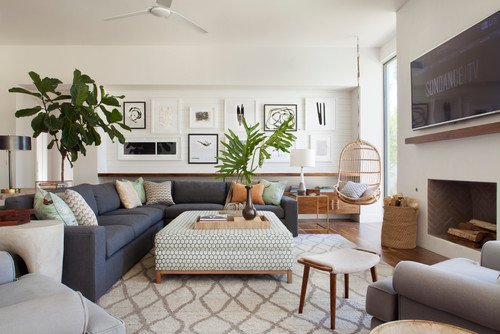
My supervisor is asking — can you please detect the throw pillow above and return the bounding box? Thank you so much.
[116,180,142,209]
[143,181,175,205]
[63,189,98,226]
[231,181,265,205]
[260,179,287,206]
[362,185,379,198]
[121,177,146,204]
[34,187,78,226]
[340,181,369,199]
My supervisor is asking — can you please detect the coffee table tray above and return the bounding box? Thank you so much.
[194,215,271,230]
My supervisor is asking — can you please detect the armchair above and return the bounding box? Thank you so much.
[366,240,500,334]
[0,251,125,334]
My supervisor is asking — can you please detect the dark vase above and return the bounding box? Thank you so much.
[242,185,257,220]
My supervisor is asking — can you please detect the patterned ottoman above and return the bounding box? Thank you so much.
[155,210,293,283]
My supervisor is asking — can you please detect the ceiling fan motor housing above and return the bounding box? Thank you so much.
[150,6,171,18]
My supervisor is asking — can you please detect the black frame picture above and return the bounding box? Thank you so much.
[188,134,219,164]
[263,104,298,132]
[123,101,146,129]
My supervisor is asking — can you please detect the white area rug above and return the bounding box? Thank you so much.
[99,234,394,333]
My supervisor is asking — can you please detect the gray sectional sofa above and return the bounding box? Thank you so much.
[4,180,298,302]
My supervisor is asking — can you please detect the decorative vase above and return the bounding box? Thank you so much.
[242,185,257,220]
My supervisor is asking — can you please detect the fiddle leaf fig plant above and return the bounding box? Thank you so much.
[9,69,130,181]
[215,117,296,186]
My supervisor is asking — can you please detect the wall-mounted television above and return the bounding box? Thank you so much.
[411,10,500,130]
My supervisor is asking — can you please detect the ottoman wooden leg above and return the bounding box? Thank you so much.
[287,270,293,284]
[344,273,349,298]
[156,271,162,284]
[370,266,378,282]
[330,273,337,329]
[299,265,310,313]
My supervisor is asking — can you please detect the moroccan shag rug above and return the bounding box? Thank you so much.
[98,234,394,333]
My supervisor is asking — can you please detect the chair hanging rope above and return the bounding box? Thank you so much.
[334,37,382,205]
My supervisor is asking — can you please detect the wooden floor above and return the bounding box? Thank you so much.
[299,218,448,267]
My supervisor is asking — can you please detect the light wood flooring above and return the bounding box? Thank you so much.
[299,218,448,267]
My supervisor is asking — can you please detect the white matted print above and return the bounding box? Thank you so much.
[310,134,332,161]
[189,106,216,129]
[263,104,297,132]
[224,99,256,131]
[123,101,146,129]
[265,142,296,163]
[118,137,181,160]
[188,134,218,164]
[151,99,179,134]
[305,98,336,131]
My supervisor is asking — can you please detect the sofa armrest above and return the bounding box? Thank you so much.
[0,251,15,285]
[481,241,500,271]
[281,196,298,237]
[0,290,88,334]
[63,225,107,302]
[393,261,500,331]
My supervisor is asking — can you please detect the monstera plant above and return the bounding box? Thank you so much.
[9,69,130,181]
[215,117,296,219]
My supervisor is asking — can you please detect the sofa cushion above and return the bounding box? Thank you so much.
[34,187,78,226]
[103,205,165,223]
[69,183,99,216]
[92,183,122,215]
[103,225,136,257]
[62,189,98,226]
[115,180,142,209]
[173,181,227,204]
[432,258,500,284]
[255,204,285,219]
[164,203,224,219]
[98,214,158,238]
[144,181,175,205]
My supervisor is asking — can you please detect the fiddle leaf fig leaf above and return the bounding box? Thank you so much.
[15,106,42,117]
[8,87,41,98]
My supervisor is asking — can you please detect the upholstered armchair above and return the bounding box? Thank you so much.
[0,251,125,334]
[366,241,500,334]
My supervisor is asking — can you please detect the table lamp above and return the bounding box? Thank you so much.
[290,149,316,195]
[0,135,32,193]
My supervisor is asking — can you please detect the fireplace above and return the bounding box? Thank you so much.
[428,179,497,249]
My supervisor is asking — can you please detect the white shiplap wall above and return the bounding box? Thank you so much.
[99,86,354,175]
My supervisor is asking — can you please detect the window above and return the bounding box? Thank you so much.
[384,57,397,196]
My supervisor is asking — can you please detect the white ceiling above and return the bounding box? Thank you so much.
[0,0,407,47]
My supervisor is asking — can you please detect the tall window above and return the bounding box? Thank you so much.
[384,57,397,196]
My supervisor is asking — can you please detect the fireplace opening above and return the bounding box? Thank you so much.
[428,179,497,249]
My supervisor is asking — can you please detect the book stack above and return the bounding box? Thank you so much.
[198,214,228,222]
[316,186,335,192]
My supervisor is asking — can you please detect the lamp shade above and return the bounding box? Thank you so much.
[290,149,315,168]
[0,135,31,151]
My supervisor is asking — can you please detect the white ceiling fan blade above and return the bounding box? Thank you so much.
[171,10,208,33]
[156,0,173,9]
[104,9,150,21]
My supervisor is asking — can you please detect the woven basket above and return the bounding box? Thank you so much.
[381,206,419,249]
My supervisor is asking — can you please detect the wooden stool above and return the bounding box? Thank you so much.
[298,248,380,329]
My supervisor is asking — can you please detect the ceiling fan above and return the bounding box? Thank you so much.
[104,0,207,33]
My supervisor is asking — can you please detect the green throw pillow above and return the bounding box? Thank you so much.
[34,187,77,226]
[260,179,287,206]
[121,177,146,204]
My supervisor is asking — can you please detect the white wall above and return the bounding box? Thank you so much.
[397,0,500,260]
[2,44,385,223]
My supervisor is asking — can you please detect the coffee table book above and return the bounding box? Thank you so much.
[194,215,271,230]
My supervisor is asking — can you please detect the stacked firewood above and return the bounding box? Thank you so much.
[383,193,419,209]
[447,219,497,248]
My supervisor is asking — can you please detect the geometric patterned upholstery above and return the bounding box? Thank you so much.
[63,189,98,226]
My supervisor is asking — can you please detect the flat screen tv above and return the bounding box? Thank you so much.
[411,10,500,130]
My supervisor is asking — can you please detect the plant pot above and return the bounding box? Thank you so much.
[242,185,257,220]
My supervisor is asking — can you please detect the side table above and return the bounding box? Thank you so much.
[0,220,64,281]
[289,193,330,230]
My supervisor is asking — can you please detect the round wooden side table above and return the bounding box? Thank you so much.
[0,220,64,281]
[370,320,477,334]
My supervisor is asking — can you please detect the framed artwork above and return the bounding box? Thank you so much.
[188,134,218,164]
[118,137,181,160]
[310,134,331,161]
[265,142,295,163]
[224,99,256,131]
[189,106,216,129]
[305,98,336,131]
[263,104,297,132]
[151,99,179,134]
[123,102,146,129]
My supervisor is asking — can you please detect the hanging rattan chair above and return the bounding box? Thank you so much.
[334,38,382,205]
